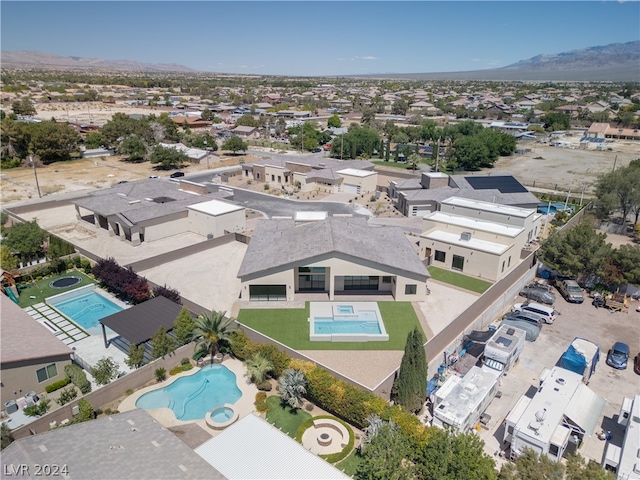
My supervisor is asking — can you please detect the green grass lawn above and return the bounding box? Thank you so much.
[336,449,364,476]
[16,270,96,307]
[237,301,424,351]
[264,395,312,438]
[427,265,492,294]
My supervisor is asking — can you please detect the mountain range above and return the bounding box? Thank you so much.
[1,41,638,81]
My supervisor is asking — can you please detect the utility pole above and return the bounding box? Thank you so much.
[340,135,344,160]
[30,156,41,198]
[612,155,618,172]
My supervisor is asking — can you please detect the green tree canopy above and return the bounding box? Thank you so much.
[149,145,188,169]
[90,357,119,386]
[4,220,45,260]
[118,134,147,162]
[277,368,307,409]
[542,111,571,131]
[173,307,196,345]
[235,114,259,128]
[190,310,237,357]
[221,135,248,154]
[356,422,413,480]
[11,97,36,116]
[0,245,19,271]
[391,328,427,413]
[594,162,640,227]
[151,326,176,359]
[329,125,381,159]
[327,114,342,128]
[28,121,81,164]
[538,222,612,279]
[125,343,145,369]
[84,131,104,149]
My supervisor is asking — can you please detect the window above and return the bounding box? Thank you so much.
[549,444,560,457]
[271,174,275,182]
[277,176,281,183]
[434,250,446,262]
[508,256,511,267]
[507,425,514,434]
[256,173,260,180]
[36,363,58,383]
[249,285,286,301]
[452,255,464,272]
[405,284,417,295]
[343,276,379,291]
[382,276,392,284]
[298,274,325,291]
[502,261,505,273]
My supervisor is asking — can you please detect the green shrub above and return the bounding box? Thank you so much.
[305,402,314,412]
[256,344,291,378]
[181,357,190,366]
[255,392,269,412]
[169,365,183,375]
[55,386,78,406]
[154,367,167,382]
[45,377,71,393]
[229,330,258,360]
[257,381,272,391]
[125,389,134,396]
[69,399,94,424]
[24,398,51,417]
[64,364,91,394]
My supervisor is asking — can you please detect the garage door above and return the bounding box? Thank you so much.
[344,184,360,194]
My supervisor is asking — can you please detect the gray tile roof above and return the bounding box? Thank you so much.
[238,217,429,279]
[1,299,72,365]
[1,409,225,480]
[73,179,233,224]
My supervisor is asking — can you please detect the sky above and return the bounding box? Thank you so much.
[1,1,639,76]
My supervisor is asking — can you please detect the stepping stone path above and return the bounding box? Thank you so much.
[25,303,90,344]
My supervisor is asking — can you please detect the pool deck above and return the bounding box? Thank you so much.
[119,358,258,435]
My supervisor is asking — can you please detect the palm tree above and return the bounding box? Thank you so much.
[246,353,274,385]
[190,310,237,358]
[277,369,307,409]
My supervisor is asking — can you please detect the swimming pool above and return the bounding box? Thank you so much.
[309,302,389,342]
[49,291,123,334]
[314,318,382,335]
[538,203,574,215]
[135,364,242,421]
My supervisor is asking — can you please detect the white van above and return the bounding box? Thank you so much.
[512,302,556,324]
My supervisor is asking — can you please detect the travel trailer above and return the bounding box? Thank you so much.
[482,324,527,374]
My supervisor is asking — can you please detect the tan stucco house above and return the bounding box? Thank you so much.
[237,217,430,302]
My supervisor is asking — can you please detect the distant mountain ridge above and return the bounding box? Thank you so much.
[0,50,195,73]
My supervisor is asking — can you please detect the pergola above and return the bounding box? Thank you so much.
[100,296,187,349]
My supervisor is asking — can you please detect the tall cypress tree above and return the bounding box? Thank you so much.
[391,328,428,413]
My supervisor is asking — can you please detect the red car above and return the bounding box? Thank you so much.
[634,353,640,375]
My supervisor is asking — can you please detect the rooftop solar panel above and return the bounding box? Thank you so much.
[465,175,529,194]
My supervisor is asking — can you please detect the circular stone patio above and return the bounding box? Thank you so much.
[301,417,351,455]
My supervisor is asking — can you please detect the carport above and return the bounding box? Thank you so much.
[99,296,187,350]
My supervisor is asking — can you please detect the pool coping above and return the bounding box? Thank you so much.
[118,358,258,431]
[309,301,389,342]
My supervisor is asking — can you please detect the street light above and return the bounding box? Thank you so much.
[29,156,42,198]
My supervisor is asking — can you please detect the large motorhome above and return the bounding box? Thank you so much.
[432,366,501,433]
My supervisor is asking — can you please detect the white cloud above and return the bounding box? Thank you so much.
[360,56,377,60]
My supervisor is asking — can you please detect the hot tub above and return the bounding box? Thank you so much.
[205,404,239,430]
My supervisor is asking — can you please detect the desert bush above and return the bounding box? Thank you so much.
[154,367,167,382]
[64,364,91,394]
[255,392,269,412]
[55,386,78,406]
[45,377,71,393]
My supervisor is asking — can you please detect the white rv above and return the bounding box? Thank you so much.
[432,366,501,433]
[603,395,640,479]
[483,324,527,374]
[505,366,606,462]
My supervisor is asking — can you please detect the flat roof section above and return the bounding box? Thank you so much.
[465,175,529,194]
[295,211,328,222]
[442,196,535,218]
[423,211,524,237]
[336,168,376,177]
[422,230,511,255]
[188,199,244,216]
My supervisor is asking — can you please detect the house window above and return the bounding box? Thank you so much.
[382,276,392,284]
[343,276,379,291]
[549,444,560,457]
[405,284,417,295]
[271,174,275,182]
[277,176,281,183]
[36,363,58,383]
[256,173,260,180]
[434,250,446,262]
[507,425,514,434]
[508,256,511,267]
[452,255,464,272]
[502,261,505,273]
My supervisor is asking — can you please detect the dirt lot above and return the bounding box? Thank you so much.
[477,291,640,467]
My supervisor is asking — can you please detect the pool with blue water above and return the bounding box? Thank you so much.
[49,291,122,334]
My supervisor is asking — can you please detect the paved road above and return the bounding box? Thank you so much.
[227,187,367,218]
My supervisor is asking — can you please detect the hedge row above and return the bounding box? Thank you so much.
[230,330,431,446]
[64,364,91,394]
[45,377,71,393]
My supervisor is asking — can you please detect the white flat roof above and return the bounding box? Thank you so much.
[295,211,328,221]
[336,168,376,178]
[423,212,523,237]
[442,196,535,218]
[422,230,511,255]
[619,395,640,480]
[425,172,448,178]
[188,199,244,216]
[195,414,349,479]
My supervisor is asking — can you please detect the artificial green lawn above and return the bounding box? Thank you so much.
[237,301,424,351]
[16,270,95,307]
[264,395,312,438]
[427,265,492,294]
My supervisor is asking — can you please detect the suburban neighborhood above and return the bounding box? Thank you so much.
[1,40,640,480]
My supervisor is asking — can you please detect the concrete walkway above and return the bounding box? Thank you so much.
[24,303,89,345]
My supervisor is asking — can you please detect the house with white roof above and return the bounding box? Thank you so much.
[237,217,430,302]
[419,196,542,281]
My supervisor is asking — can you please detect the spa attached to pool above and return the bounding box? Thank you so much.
[309,302,389,342]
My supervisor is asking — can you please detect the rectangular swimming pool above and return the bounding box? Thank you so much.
[309,302,389,342]
[48,290,123,334]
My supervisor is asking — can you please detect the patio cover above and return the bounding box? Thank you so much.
[564,383,606,436]
[100,296,186,346]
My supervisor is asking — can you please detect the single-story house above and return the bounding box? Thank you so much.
[72,179,244,246]
[171,116,211,129]
[232,125,258,139]
[237,217,430,302]
[158,142,214,164]
[1,299,73,409]
[419,196,542,281]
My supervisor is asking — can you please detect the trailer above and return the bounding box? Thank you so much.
[432,366,501,433]
[559,337,600,384]
[482,324,527,375]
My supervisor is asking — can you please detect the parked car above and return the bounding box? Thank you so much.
[170,171,185,178]
[519,286,556,305]
[503,311,543,328]
[512,302,556,324]
[634,353,640,375]
[606,342,630,370]
[555,278,584,303]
